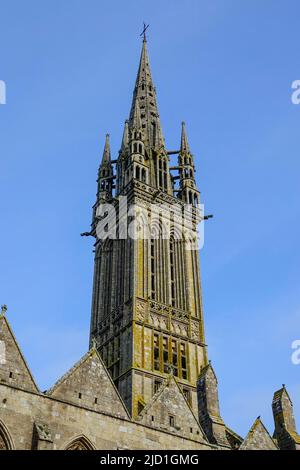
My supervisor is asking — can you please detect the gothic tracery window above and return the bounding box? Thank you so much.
[135,166,140,180]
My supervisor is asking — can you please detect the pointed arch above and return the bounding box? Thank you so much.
[0,420,14,450]
[169,234,187,310]
[64,434,96,451]
[135,165,140,180]
[149,217,169,304]
[102,239,114,317]
[156,155,168,191]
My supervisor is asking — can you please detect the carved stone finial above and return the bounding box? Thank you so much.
[91,337,98,350]
[168,364,175,376]
[1,305,7,316]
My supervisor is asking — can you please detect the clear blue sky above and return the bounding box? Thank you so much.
[0,0,299,437]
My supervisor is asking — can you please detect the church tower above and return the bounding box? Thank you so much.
[89,35,208,417]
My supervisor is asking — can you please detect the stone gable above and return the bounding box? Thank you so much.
[0,315,38,393]
[137,375,207,443]
[240,418,278,450]
[47,349,129,419]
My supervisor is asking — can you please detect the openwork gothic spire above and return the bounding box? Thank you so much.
[129,38,165,151]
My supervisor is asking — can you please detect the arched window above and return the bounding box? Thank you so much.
[152,122,156,146]
[0,421,13,450]
[169,236,187,310]
[141,168,146,183]
[65,436,95,450]
[163,160,168,189]
[150,237,155,300]
[133,143,138,153]
[135,166,140,180]
[150,217,170,304]
[157,157,168,191]
[158,158,162,188]
[170,237,175,307]
[102,240,114,317]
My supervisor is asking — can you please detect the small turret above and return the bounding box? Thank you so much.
[178,122,199,206]
[121,120,129,152]
[129,99,145,160]
[124,100,148,187]
[197,362,230,447]
[97,134,114,201]
[116,121,129,195]
[272,385,300,450]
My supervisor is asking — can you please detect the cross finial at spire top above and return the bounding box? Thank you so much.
[140,22,149,42]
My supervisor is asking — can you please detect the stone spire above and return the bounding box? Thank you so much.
[180,121,190,154]
[101,133,111,165]
[121,120,129,152]
[178,121,198,205]
[97,134,113,200]
[129,37,165,151]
